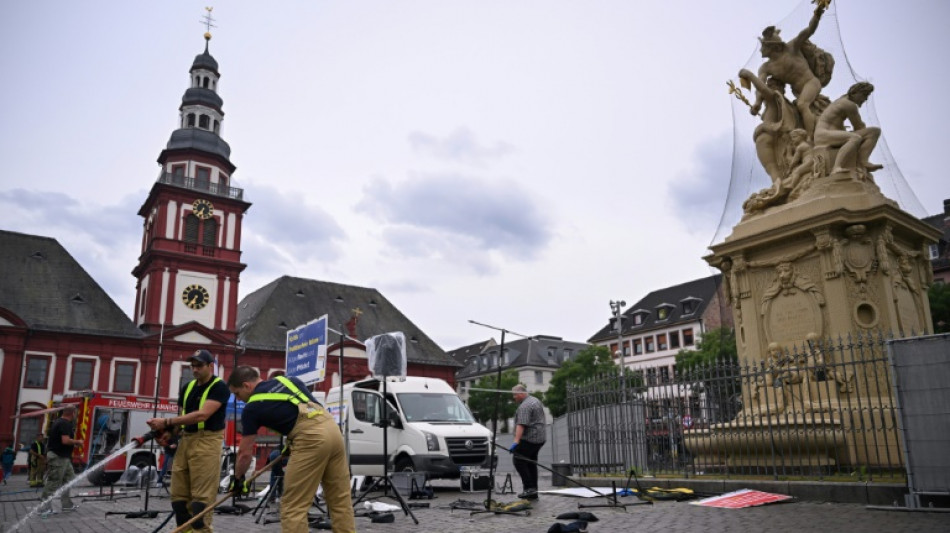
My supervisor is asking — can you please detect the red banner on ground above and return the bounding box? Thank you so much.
[691,489,792,508]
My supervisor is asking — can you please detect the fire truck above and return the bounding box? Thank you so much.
[41,390,244,486]
[46,391,179,486]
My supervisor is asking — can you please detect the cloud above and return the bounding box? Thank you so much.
[668,132,734,234]
[0,188,143,315]
[408,127,515,166]
[355,173,551,271]
[241,184,347,269]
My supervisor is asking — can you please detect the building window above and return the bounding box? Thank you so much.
[535,371,543,384]
[633,338,642,355]
[657,307,669,320]
[202,217,217,247]
[114,362,136,393]
[621,341,629,357]
[195,167,211,189]
[633,314,643,326]
[562,349,572,362]
[184,213,200,243]
[683,300,695,314]
[547,347,556,361]
[25,355,51,388]
[70,359,95,390]
[646,368,657,386]
[683,329,694,346]
[187,113,196,127]
[198,114,210,129]
[17,406,44,453]
[669,331,680,349]
[178,366,195,395]
[645,337,655,353]
[659,366,670,384]
[657,333,668,351]
[929,244,940,260]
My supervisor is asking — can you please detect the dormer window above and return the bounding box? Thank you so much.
[656,304,674,321]
[632,312,646,326]
[680,297,702,316]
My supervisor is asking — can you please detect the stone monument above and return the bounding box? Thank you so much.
[688,0,942,472]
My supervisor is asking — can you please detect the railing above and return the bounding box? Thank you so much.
[566,331,909,482]
[157,172,244,200]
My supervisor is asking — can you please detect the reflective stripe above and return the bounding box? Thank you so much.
[181,376,222,430]
[247,376,312,405]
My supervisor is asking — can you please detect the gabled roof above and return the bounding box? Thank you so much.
[0,230,143,338]
[456,335,589,379]
[445,338,497,365]
[587,274,723,343]
[236,276,459,367]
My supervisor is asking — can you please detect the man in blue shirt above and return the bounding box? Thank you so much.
[227,366,354,533]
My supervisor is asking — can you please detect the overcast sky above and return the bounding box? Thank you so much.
[1,1,947,350]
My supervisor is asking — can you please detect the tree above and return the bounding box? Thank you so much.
[466,370,519,431]
[675,327,740,423]
[545,345,619,417]
[929,283,950,334]
[675,327,738,370]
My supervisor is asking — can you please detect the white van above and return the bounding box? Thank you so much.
[326,376,494,479]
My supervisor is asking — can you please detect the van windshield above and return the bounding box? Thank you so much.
[396,393,476,423]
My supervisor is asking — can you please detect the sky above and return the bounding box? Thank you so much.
[1,1,947,351]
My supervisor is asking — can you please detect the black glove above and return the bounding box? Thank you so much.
[228,476,249,497]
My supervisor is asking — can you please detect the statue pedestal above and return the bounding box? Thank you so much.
[700,179,939,471]
[707,192,938,365]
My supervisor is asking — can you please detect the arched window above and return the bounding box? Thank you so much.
[193,75,199,87]
[202,76,209,88]
[184,214,200,243]
[213,120,219,134]
[187,113,196,127]
[198,114,210,129]
[202,217,217,247]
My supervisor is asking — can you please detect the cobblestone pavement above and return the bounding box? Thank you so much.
[2,472,948,533]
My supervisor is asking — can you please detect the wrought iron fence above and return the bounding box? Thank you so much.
[566,331,908,481]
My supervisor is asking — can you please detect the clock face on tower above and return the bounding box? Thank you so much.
[192,198,214,219]
[181,284,210,310]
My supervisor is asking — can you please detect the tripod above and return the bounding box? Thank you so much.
[350,377,418,524]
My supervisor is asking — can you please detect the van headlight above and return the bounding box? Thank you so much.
[423,431,440,451]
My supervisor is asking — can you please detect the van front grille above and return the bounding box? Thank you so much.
[445,437,489,465]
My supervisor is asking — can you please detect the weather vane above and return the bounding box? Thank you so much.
[200,6,217,40]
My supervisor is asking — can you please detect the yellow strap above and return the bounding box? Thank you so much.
[181,377,222,430]
[247,376,312,405]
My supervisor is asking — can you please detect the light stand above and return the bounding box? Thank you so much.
[467,320,531,517]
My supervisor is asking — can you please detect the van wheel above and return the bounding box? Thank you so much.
[394,457,415,473]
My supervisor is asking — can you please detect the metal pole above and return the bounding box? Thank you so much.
[610,300,627,471]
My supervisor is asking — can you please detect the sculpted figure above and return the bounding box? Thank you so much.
[739,70,801,184]
[814,82,883,175]
[783,128,816,197]
[755,2,832,136]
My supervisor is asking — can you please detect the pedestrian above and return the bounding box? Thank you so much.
[39,405,81,516]
[1,442,16,484]
[227,365,355,533]
[509,383,547,500]
[28,433,47,487]
[266,446,288,501]
[147,349,229,533]
[158,430,178,488]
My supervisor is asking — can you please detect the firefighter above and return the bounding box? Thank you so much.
[227,365,355,533]
[28,433,47,487]
[147,349,228,533]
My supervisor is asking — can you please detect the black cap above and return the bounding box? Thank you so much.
[189,349,215,365]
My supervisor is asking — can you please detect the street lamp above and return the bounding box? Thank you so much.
[610,299,628,472]
[609,300,627,385]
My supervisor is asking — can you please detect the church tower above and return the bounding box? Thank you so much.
[133,26,250,338]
